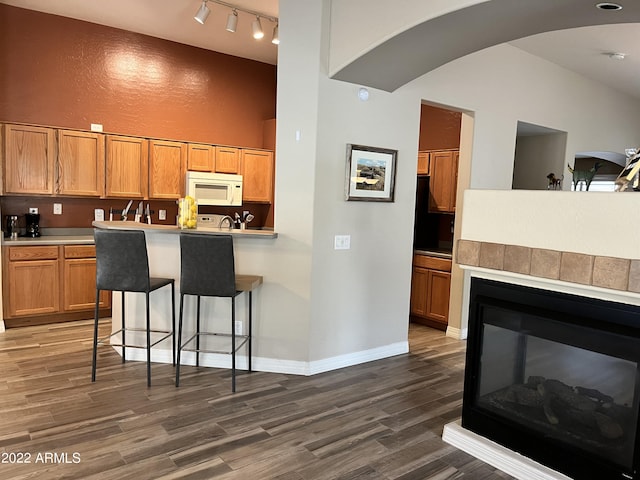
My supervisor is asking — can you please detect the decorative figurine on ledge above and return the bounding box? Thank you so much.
[546,173,563,190]
[615,148,640,192]
[568,161,602,191]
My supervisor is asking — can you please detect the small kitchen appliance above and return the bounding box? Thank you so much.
[25,213,40,237]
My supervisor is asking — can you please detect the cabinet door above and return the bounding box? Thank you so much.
[105,135,148,198]
[149,140,187,199]
[425,270,451,324]
[63,245,110,311]
[6,259,60,317]
[428,150,456,213]
[63,258,110,311]
[417,151,430,175]
[215,146,240,174]
[241,149,274,203]
[4,124,56,195]
[410,267,429,317]
[187,143,215,172]
[57,130,105,197]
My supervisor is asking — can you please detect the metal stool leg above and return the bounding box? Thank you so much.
[196,296,201,368]
[231,298,236,393]
[121,291,126,363]
[248,291,253,373]
[91,288,100,382]
[146,291,151,387]
[176,293,185,387]
[171,281,176,366]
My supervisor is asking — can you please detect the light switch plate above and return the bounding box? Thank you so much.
[53,203,62,215]
[334,235,351,250]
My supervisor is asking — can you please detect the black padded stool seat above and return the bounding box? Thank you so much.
[176,233,261,392]
[92,228,176,387]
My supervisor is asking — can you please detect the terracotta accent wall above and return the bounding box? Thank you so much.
[418,104,462,151]
[0,4,276,148]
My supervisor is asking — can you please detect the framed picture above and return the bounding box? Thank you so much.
[345,144,398,202]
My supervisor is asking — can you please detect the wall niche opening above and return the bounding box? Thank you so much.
[512,121,567,190]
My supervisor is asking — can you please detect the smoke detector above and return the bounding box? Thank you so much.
[608,52,626,60]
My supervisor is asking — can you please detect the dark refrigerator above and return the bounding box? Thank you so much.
[413,175,437,250]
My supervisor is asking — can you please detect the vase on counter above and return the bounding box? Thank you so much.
[178,196,198,229]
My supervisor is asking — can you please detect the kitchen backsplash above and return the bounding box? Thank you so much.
[0,196,272,232]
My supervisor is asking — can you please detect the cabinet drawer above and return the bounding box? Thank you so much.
[8,246,59,261]
[64,245,96,259]
[413,254,451,272]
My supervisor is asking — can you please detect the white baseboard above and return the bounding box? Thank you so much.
[111,341,409,376]
[446,325,467,339]
[442,421,572,480]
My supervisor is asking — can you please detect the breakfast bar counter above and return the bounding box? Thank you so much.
[92,221,272,372]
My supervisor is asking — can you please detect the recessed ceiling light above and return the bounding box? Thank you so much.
[596,2,623,11]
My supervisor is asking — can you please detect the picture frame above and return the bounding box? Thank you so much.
[345,144,398,202]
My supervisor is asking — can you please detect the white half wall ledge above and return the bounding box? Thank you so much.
[331,0,640,92]
[442,421,573,480]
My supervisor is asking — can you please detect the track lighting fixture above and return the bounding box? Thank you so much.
[193,0,279,44]
[194,1,210,24]
[252,16,264,39]
[226,9,238,33]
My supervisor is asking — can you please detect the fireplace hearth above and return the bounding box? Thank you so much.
[462,277,640,480]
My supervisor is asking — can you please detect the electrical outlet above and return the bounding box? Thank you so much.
[53,203,62,215]
[334,235,351,250]
[234,321,242,335]
[159,209,166,220]
[29,207,38,214]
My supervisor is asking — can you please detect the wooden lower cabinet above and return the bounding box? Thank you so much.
[3,244,111,328]
[410,254,451,330]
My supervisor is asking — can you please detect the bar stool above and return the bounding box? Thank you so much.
[92,228,176,387]
[175,233,262,392]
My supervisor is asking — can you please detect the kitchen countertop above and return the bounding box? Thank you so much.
[414,248,453,260]
[2,235,95,246]
[92,221,278,238]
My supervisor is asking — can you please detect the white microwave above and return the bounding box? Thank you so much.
[185,171,243,206]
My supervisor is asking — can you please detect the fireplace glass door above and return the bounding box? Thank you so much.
[463,278,640,480]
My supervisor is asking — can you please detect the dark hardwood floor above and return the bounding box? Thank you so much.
[0,320,513,479]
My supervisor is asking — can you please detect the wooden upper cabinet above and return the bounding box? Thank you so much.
[215,146,240,174]
[428,149,458,213]
[417,151,430,175]
[148,140,187,199]
[187,143,215,172]
[57,130,105,197]
[105,135,149,198]
[241,149,274,203]
[3,124,56,195]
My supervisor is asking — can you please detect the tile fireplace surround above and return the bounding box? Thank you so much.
[456,239,640,293]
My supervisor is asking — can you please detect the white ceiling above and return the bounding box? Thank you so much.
[2,0,640,99]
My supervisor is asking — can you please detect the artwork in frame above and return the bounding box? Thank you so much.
[345,144,398,202]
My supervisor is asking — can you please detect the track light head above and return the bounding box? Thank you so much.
[226,9,238,33]
[271,24,279,45]
[194,1,210,24]
[252,16,264,39]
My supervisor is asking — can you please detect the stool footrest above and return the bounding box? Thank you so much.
[179,332,249,355]
[98,328,173,348]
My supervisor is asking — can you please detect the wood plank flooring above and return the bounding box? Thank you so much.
[0,320,514,480]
